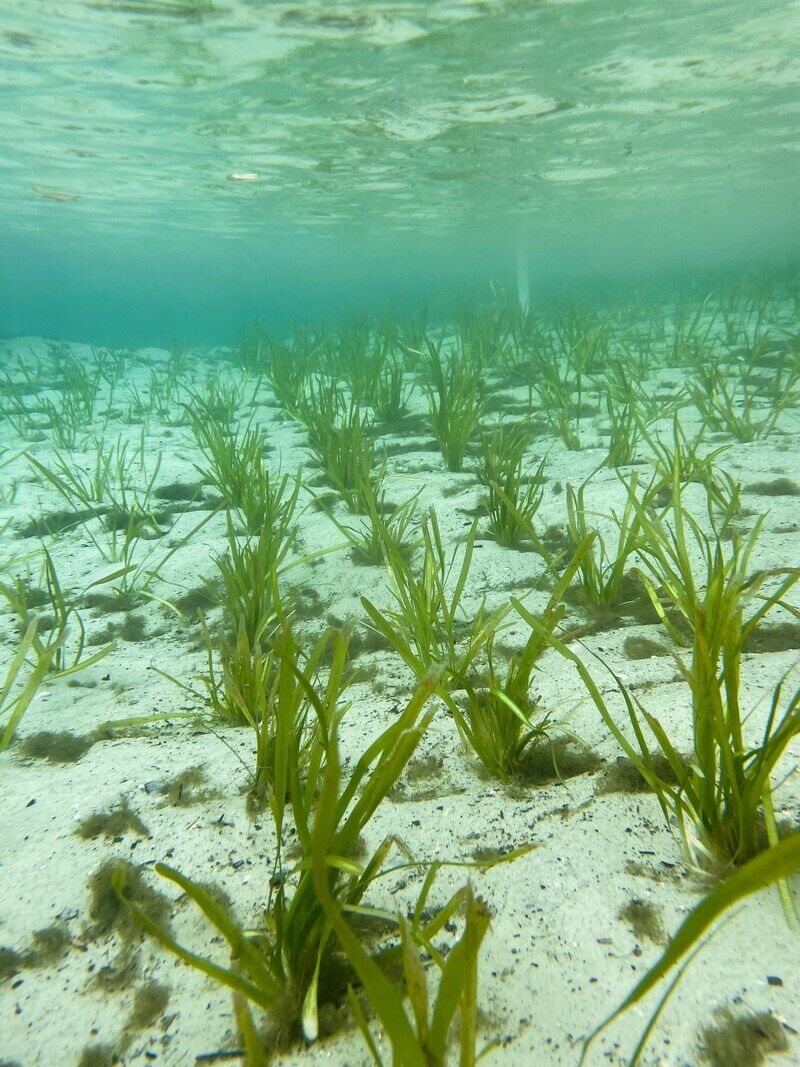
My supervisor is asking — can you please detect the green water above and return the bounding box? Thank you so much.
[1,1,799,341]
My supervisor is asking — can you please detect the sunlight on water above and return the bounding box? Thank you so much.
[1,2,799,240]
[2,2,799,341]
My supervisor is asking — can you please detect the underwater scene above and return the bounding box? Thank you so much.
[1,3,800,1066]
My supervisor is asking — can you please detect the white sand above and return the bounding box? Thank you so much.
[1,333,798,1066]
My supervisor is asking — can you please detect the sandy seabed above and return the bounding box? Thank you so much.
[1,331,799,1067]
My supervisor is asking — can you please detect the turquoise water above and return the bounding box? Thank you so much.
[1,2,799,342]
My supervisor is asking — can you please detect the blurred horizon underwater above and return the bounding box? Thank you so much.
[0,1,798,345]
